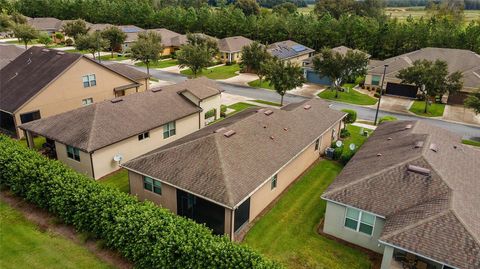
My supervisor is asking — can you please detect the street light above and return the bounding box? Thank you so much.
[374,64,388,126]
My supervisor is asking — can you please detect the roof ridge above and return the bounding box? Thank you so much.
[86,104,100,152]
[450,209,480,247]
[213,135,235,207]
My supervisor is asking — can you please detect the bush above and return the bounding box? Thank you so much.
[379,115,397,124]
[204,108,216,119]
[374,93,380,98]
[340,128,350,138]
[341,109,357,124]
[0,135,279,269]
[355,76,365,87]
[339,150,354,165]
[416,93,425,101]
[65,38,73,46]
[220,105,227,117]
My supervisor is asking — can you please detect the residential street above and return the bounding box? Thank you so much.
[132,65,480,139]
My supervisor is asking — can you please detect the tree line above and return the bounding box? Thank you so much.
[2,0,479,59]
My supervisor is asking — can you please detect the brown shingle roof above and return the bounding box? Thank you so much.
[105,63,150,80]
[151,28,182,47]
[0,45,25,69]
[162,76,223,100]
[18,81,210,152]
[0,46,82,113]
[123,99,345,208]
[218,36,253,53]
[322,120,480,269]
[27,17,62,31]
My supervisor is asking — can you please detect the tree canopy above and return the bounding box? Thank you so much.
[130,31,163,75]
[464,89,480,114]
[38,31,53,47]
[177,35,217,78]
[262,58,305,105]
[101,26,127,57]
[234,0,260,16]
[75,31,110,59]
[240,41,270,75]
[62,19,90,39]
[12,23,38,49]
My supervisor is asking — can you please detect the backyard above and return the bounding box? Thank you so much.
[98,169,129,193]
[0,201,111,269]
[318,85,377,106]
[181,64,240,79]
[409,101,445,117]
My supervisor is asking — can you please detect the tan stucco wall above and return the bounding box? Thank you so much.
[220,52,242,63]
[92,113,200,179]
[199,95,221,127]
[14,57,135,138]
[129,171,177,213]
[54,141,93,178]
[162,47,174,56]
[285,53,310,65]
[365,74,402,89]
[224,208,233,239]
[323,201,385,253]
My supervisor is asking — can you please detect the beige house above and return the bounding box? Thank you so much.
[322,120,480,269]
[0,47,144,139]
[105,63,150,93]
[365,47,480,104]
[267,40,314,65]
[217,36,254,63]
[19,77,222,179]
[122,100,345,240]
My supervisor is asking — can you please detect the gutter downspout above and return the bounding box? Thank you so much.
[230,209,235,241]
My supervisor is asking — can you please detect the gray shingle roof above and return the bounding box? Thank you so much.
[162,76,223,100]
[123,99,345,208]
[322,120,480,269]
[267,40,314,60]
[0,45,25,69]
[27,17,63,31]
[218,36,253,53]
[151,28,182,47]
[105,63,150,80]
[18,78,222,152]
[369,48,480,91]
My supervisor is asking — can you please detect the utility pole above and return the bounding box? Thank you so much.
[374,64,388,126]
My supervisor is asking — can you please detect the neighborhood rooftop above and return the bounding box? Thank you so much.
[0,45,25,69]
[19,77,222,152]
[122,99,345,208]
[27,17,63,31]
[322,120,480,269]
[105,63,150,80]
[267,40,314,60]
[217,36,253,52]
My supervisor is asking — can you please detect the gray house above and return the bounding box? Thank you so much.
[322,120,480,269]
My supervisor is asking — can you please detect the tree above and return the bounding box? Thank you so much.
[272,2,298,15]
[62,19,90,40]
[177,43,213,78]
[240,41,271,82]
[312,48,370,98]
[12,23,38,49]
[38,31,53,47]
[101,26,127,58]
[314,0,355,19]
[397,59,463,113]
[464,89,480,114]
[130,31,163,76]
[354,0,385,18]
[262,58,305,105]
[235,0,261,16]
[427,0,465,22]
[75,32,109,60]
[0,13,12,32]
[10,12,27,24]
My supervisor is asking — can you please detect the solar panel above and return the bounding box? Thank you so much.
[122,27,141,33]
[292,45,307,52]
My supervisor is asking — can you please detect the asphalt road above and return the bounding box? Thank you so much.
[136,66,480,140]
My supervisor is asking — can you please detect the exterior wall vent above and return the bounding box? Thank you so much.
[111,98,123,103]
[304,104,311,110]
[151,88,162,92]
[407,165,431,176]
[215,127,227,133]
[224,130,236,137]
[264,110,273,116]
[414,141,424,148]
[429,143,438,152]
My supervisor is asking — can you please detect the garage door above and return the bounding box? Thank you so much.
[386,83,418,98]
[306,70,331,85]
[447,92,469,106]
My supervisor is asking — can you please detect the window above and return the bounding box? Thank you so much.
[344,207,375,236]
[66,145,80,161]
[82,98,93,106]
[138,132,150,141]
[143,176,161,195]
[82,74,96,88]
[271,174,277,190]
[371,75,381,86]
[315,138,320,151]
[20,110,41,124]
[163,121,176,139]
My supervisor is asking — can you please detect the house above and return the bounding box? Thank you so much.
[105,63,150,92]
[19,77,223,179]
[122,100,345,240]
[267,40,314,65]
[322,120,480,269]
[150,28,183,55]
[27,17,63,36]
[0,45,25,69]
[168,32,219,55]
[0,47,143,138]
[118,25,145,51]
[88,23,113,32]
[302,46,369,85]
[217,36,254,63]
[365,48,480,104]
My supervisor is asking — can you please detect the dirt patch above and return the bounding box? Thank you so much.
[317,218,383,269]
[0,191,133,269]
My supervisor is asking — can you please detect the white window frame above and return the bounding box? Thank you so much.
[344,207,376,237]
[66,145,81,162]
[82,74,96,88]
[163,121,176,139]
[82,98,93,106]
[138,132,150,141]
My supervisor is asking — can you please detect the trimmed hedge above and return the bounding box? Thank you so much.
[0,135,280,269]
[341,109,357,124]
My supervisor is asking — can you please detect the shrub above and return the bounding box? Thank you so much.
[339,150,354,165]
[204,108,216,119]
[220,105,227,117]
[379,115,397,124]
[340,128,350,138]
[0,135,280,269]
[341,109,357,124]
[416,93,425,101]
[355,76,365,87]
[55,32,64,40]
[374,93,380,98]
[65,38,73,46]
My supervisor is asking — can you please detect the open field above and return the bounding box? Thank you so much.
[385,7,480,22]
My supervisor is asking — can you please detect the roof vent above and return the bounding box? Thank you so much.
[405,124,413,129]
[377,153,382,157]
[270,136,275,140]
[111,98,123,103]
[283,128,288,131]
[407,165,431,176]
[263,125,267,129]
[151,88,162,92]
[429,143,438,152]
[387,137,392,141]
[224,130,236,138]
[56,51,65,55]
[304,104,311,110]
[215,127,227,133]
[414,141,424,148]
[42,48,49,52]
[264,110,273,116]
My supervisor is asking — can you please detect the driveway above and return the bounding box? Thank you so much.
[290,83,325,98]
[371,95,413,114]
[444,105,480,125]
[219,72,258,85]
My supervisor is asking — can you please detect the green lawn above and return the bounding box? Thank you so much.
[409,101,445,117]
[6,39,40,45]
[243,160,371,269]
[342,125,372,153]
[250,100,281,107]
[64,49,90,54]
[462,139,480,147]
[181,64,240,79]
[0,201,111,269]
[98,54,130,61]
[318,85,377,106]
[135,59,178,69]
[248,79,274,90]
[228,102,256,113]
[97,169,129,193]
[18,136,46,151]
